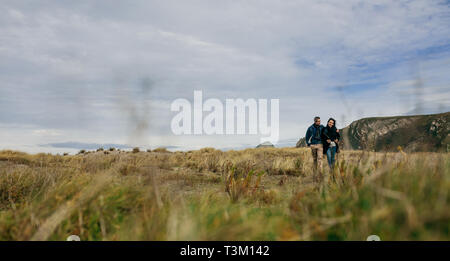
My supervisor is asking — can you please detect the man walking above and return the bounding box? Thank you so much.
[305,116,324,181]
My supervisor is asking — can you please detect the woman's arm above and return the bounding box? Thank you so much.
[335,129,340,142]
[322,128,331,143]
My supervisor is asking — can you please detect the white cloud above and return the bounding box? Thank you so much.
[0,0,449,152]
[32,129,62,137]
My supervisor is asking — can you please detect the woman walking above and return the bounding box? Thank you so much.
[322,118,340,170]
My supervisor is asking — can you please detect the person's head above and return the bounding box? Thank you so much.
[313,116,321,126]
[327,118,336,128]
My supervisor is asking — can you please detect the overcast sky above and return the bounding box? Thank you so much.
[1,0,450,153]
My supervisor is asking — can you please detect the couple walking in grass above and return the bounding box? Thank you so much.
[305,116,340,181]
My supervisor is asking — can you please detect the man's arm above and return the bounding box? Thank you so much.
[305,127,312,146]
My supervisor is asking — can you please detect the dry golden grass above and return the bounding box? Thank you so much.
[0,148,448,240]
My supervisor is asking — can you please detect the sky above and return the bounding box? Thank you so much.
[1,0,450,153]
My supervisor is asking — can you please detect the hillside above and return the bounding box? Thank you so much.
[296,112,450,152]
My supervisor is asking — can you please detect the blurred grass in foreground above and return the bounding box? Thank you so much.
[0,148,448,240]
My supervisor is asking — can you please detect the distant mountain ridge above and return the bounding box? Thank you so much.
[296,112,450,152]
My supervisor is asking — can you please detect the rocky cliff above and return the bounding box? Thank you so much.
[296,112,450,152]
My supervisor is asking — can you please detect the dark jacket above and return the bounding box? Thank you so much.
[305,124,324,146]
[322,126,340,154]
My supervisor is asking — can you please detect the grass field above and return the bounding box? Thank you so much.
[0,147,448,241]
